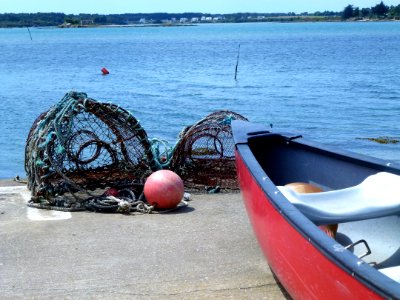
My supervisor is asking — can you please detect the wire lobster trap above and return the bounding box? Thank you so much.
[169,111,248,192]
[25,92,156,210]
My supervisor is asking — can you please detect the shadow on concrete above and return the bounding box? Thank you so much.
[156,205,195,215]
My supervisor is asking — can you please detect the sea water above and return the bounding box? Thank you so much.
[1,22,400,178]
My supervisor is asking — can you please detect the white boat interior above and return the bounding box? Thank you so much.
[278,172,400,283]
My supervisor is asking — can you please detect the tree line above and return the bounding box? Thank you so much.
[0,12,339,28]
[342,1,400,19]
[0,13,65,27]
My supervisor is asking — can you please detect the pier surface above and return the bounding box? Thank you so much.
[0,180,286,299]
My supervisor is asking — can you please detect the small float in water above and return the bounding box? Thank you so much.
[101,67,109,75]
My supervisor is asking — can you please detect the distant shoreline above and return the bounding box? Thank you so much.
[2,19,399,29]
[52,18,400,29]
[1,10,400,29]
[58,23,197,28]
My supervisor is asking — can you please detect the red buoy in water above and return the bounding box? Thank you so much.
[144,170,184,210]
[101,67,109,75]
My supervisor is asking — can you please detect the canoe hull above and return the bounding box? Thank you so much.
[235,151,382,299]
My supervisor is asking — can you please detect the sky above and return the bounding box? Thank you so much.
[1,0,399,14]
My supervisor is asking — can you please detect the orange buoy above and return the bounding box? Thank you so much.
[285,182,322,194]
[101,67,109,75]
[285,182,338,238]
[144,170,184,210]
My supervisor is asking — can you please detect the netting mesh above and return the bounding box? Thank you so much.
[25,92,156,203]
[169,111,248,192]
[25,92,248,211]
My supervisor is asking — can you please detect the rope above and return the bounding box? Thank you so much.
[27,191,191,214]
[150,138,174,169]
[85,194,154,214]
[27,202,86,212]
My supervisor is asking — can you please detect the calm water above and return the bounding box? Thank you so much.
[1,22,400,178]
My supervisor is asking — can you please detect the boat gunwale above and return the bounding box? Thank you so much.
[233,121,400,299]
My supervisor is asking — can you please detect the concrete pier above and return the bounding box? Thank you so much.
[0,181,286,299]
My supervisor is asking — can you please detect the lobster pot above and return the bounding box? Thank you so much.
[170,111,248,191]
[25,92,155,201]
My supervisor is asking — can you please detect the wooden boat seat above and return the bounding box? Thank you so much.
[379,266,400,283]
[278,172,400,225]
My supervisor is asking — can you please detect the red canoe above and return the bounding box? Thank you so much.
[232,120,400,299]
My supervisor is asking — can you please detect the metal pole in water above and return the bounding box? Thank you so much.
[234,44,240,81]
[27,27,32,40]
